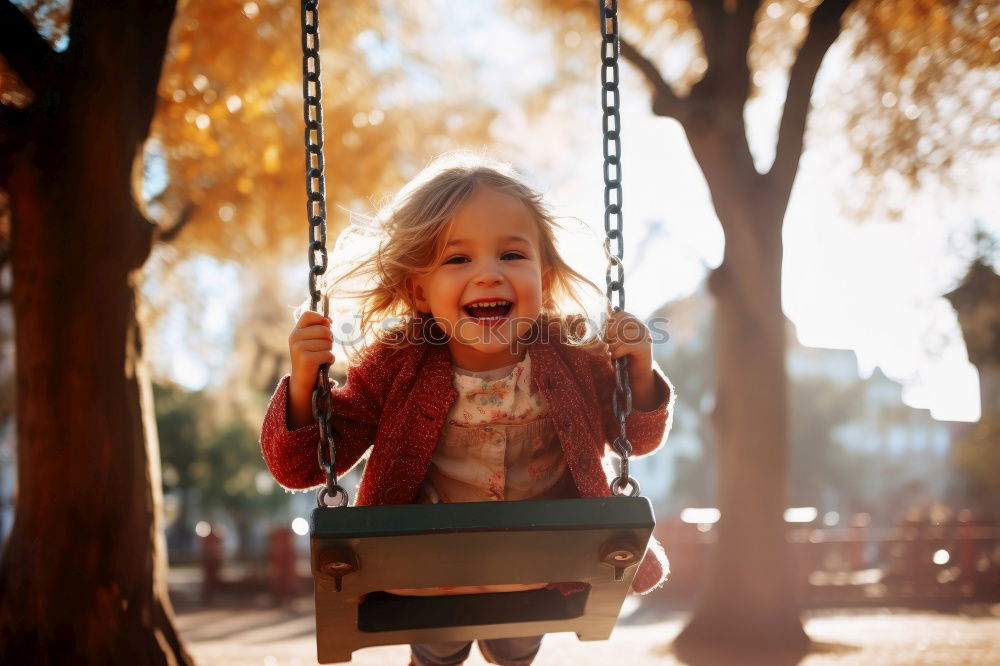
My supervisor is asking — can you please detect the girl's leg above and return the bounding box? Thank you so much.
[476,635,544,666]
[409,640,473,666]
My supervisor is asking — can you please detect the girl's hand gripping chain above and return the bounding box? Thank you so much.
[604,310,660,411]
[288,310,335,430]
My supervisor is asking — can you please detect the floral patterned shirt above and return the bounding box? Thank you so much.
[446,351,546,425]
[417,351,576,504]
[393,352,577,596]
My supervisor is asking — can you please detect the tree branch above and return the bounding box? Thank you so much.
[0,1,56,96]
[689,0,725,69]
[689,1,761,113]
[729,0,763,73]
[733,0,764,34]
[768,0,855,199]
[619,37,688,120]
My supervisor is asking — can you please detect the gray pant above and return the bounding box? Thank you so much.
[410,635,544,666]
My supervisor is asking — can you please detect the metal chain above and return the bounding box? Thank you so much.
[298,0,633,503]
[301,0,347,508]
[600,0,638,497]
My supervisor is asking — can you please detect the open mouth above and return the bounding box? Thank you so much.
[462,299,513,323]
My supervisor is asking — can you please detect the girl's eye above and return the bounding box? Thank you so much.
[443,252,524,265]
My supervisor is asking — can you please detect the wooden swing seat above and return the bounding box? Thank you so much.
[311,496,654,663]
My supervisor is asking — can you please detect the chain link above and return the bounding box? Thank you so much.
[301,0,347,508]
[600,0,638,497]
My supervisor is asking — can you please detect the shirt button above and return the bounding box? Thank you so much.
[563,419,573,431]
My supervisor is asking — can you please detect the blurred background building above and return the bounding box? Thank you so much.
[633,258,997,528]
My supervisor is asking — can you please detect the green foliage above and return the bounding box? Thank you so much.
[788,376,867,508]
[154,381,288,549]
[953,416,1000,502]
[196,419,286,514]
[154,382,200,498]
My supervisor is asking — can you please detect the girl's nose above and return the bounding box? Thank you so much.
[473,266,503,286]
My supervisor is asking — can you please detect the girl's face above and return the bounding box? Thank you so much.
[411,185,548,371]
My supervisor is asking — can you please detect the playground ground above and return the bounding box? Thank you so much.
[175,596,1000,666]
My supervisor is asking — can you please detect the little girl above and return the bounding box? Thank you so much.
[260,153,674,666]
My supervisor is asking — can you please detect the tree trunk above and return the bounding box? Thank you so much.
[0,2,191,662]
[671,115,809,654]
[675,185,809,654]
[613,0,853,655]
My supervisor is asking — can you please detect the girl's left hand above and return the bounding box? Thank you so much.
[604,310,659,410]
[605,310,652,365]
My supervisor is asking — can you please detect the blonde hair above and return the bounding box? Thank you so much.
[314,151,606,357]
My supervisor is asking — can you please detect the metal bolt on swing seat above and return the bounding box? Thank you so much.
[322,561,353,573]
[318,547,359,592]
[599,539,640,582]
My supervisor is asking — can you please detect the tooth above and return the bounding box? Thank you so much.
[466,300,513,309]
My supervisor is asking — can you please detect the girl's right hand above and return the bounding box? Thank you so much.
[287,311,334,429]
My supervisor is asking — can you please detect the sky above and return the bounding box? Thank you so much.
[150,1,997,423]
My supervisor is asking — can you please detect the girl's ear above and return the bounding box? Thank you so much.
[405,276,430,311]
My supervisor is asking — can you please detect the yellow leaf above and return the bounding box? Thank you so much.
[263,144,280,173]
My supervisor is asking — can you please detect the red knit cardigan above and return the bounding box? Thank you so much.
[260,333,675,595]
